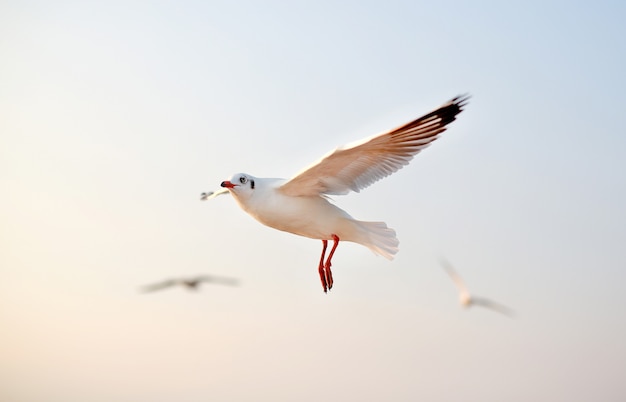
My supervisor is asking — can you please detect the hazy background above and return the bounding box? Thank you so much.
[2,1,625,401]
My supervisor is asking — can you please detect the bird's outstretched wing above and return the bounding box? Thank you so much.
[279,95,469,197]
[200,188,229,201]
[440,258,471,297]
[472,297,515,317]
[140,279,178,293]
[197,275,240,286]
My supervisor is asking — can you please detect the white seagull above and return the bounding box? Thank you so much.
[140,275,240,293]
[204,95,469,292]
[441,259,514,317]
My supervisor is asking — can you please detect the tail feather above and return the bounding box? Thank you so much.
[354,221,399,260]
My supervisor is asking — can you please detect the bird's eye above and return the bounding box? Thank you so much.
[239,176,248,184]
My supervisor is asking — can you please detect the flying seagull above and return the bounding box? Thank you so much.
[441,259,514,317]
[140,275,239,293]
[203,95,469,292]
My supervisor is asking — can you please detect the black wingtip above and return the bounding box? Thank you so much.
[437,93,470,125]
[450,93,471,108]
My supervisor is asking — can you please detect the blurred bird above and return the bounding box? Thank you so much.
[441,259,514,317]
[140,275,239,293]
[200,189,228,201]
[203,95,469,293]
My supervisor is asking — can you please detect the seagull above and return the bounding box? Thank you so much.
[204,95,469,292]
[440,259,514,317]
[140,275,239,293]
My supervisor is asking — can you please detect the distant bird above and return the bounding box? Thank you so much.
[200,189,228,201]
[140,275,239,293]
[441,259,514,317]
[203,95,469,293]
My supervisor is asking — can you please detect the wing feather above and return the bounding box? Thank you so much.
[140,279,178,293]
[441,258,471,295]
[279,95,469,196]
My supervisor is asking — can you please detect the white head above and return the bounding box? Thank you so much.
[220,173,257,203]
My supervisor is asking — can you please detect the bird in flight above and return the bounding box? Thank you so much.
[140,275,239,293]
[203,95,469,293]
[440,259,514,317]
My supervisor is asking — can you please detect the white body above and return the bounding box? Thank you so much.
[229,177,399,259]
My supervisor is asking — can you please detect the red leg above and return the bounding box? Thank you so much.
[324,235,340,291]
[318,240,329,292]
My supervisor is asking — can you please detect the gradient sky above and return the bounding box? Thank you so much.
[2,1,626,401]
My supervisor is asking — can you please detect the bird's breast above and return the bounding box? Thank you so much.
[237,190,351,240]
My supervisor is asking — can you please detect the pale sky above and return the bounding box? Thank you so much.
[2,1,626,401]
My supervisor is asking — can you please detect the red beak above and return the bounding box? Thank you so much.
[221,181,236,188]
